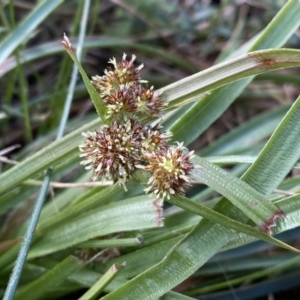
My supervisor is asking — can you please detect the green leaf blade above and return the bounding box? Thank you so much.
[191,155,284,231]
[62,35,106,120]
[243,95,300,194]
[0,0,64,66]
[14,256,83,300]
[28,195,163,258]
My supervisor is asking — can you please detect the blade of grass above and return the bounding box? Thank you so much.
[0,0,64,66]
[28,195,163,259]
[15,53,32,142]
[62,34,105,121]
[50,0,85,129]
[14,256,83,300]
[78,263,125,300]
[243,97,300,194]
[166,195,296,252]
[37,183,125,231]
[222,193,300,251]
[191,155,283,232]
[161,49,300,107]
[0,37,195,79]
[2,170,53,300]
[102,236,183,280]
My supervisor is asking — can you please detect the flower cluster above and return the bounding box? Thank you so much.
[80,54,194,199]
[91,54,164,121]
[144,143,194,198]
[79,119,171,187]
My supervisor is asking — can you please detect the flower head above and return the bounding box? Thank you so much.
[79,119,142,186]
[79,119,173,188]
[138,123,172,153]
[101,85,166,121]
[134,86,165,117]
[104,87,136,121]
[91,53,145,97]
[81,54,195,198]
[143,143,194,199]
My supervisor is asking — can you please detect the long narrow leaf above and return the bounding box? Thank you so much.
[243,95,300,194]
[62,34,105,120]
[191,155,283,232]
[28,195,163,258]
[161,49,300,106]
[37,183,125,231]
[14,256,83,300]
[0,37,194,79]
[78,263,125,300]
[0,0,63,66]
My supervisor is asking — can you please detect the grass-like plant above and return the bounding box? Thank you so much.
[1,1,300,299]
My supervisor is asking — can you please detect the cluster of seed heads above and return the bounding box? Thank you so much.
[80,54,194,199]
[91,54,163,121]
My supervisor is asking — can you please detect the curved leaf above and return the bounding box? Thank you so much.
[28,195,163,258]
[78,263,125,300]
[14,256,82,300]
[191,155,283,231]
[62,34,105,120]
[0,0,64,66]
[243,96,300,194]
[161,49,300,106]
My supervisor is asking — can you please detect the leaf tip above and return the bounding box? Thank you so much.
[112,262,126,273]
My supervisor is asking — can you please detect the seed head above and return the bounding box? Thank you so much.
[103,86,166,121]
[91,53,145,97]
[82,54,195,197]
[143,143,194,199]
[79,119,172,188]
[134,86,165,117]
[138,123,172,153]
[79,119,142,186]
[104,87,136,121]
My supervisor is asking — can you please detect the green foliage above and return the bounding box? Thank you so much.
[1,1,300,300]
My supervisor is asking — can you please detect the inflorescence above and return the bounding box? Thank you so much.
[80,54,194,199]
